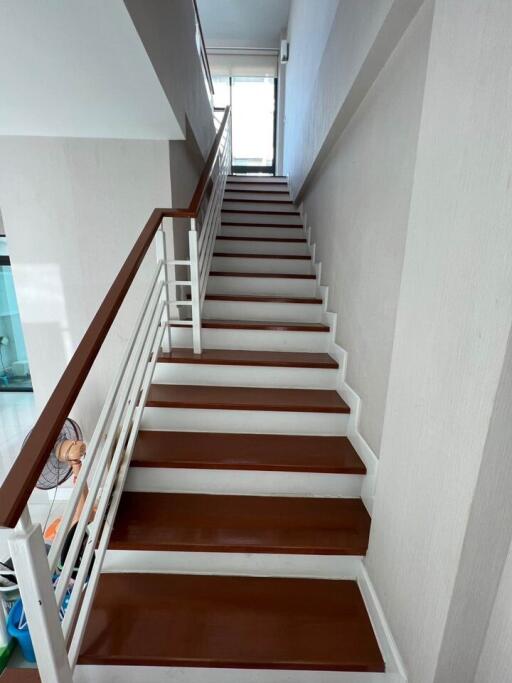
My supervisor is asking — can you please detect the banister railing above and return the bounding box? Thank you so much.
[192,0,214,97]
[0,105,230,531]
[0,106,231,682]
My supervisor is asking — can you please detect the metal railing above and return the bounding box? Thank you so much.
[0,107,231,681]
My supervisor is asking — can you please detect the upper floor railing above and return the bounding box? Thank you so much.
[0,106,231,682]
[193,0,214,98]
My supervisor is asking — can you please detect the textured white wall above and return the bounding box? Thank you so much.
[124,0,216,160]
[475,537,512,683]
[366,0,512,681]
[283,0,393,194]
[297,2,432,454]
[283,0,339,179]
[0,137,171,437]
[0,0,182,140]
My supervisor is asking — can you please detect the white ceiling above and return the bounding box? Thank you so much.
[196,0,291,50]
[0,0,183,139]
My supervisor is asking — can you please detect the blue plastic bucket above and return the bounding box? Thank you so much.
[6,599,35,663]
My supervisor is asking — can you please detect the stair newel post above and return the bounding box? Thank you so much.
[156,220,173,353]
[8,507,73,683]
[189,218,202,354]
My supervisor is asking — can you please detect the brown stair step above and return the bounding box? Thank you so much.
[228,174,288,178]
[228,175,287,181]
[204,294,322,304]
[217,235,307,243]
[226,188,290,194]
[213,252,310,260]
[145,385,349,413]
[131,431,365,474]
[222,221,303,228]
[223,198,294,204]
[158,348,336,367]
[169,320,330,332]
[110,492,370,555]
[210,271,316,278]
[222,209,301,216]
[79,573,385,671]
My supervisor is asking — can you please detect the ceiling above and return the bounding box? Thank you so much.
[196,0,291,50]
[0,0,182,139]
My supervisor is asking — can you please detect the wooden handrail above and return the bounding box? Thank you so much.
[162,106,230,218]
[0,107,230,529]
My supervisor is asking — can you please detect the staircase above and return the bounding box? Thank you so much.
[75,175,386,679]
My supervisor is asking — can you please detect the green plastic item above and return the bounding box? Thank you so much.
[0,639,15,674]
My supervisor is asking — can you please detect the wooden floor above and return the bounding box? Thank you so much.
[110,492,371,554]
[79,573,385,672]
[131,431,366,473]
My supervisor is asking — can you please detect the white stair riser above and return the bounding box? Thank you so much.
[76,665,389,683]
[222,211,300,225]
[169,327,330,352]
[125,467,360,497]
[103,550,362,580]
[141,407,348,436]
[212,256,312,274]
[153,362,338,389]
[215,239,309,255]
[220,226,304,239]
[202,299,322,323]
[207,275,317,297]
[223,201,296,213]
[224,191,291,201]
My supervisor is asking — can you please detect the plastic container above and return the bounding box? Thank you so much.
[0,640,15,674]
[6,600,35,663]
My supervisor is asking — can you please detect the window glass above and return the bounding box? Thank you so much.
[231,76,275,170]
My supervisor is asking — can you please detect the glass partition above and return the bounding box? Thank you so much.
[0,237,32,391]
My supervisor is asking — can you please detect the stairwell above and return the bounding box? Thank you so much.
[74,175,385,678]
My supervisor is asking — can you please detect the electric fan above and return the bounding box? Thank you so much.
[21,417,86,491]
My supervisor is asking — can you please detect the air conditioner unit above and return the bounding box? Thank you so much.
[280,40,289,64]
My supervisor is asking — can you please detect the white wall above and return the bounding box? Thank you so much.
[124,0,216,160]
[284,0,394,194]
[366,1,512,681]
[0,137,171,437]
[297,1,432,454]
[0,0,181,140]
[475,537,512,683]
[283,0,338,180]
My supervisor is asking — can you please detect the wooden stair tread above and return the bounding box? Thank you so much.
[110,492,370,554]
[78,573,384,671]
[217,235,307,243]
[226,188,289,194]
[213,252,310,260]
[158,348,336,367]
[223,198,294,204]
[146,385,349,413]
[228,174,288,178]
[222,209,301,215]
[204,294,322,304]
[222,221,302,228]
[168,319,330,332]
[210,271,316,278]
[132,431,365,473]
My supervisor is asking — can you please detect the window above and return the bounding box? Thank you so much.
[213,75,277,175]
